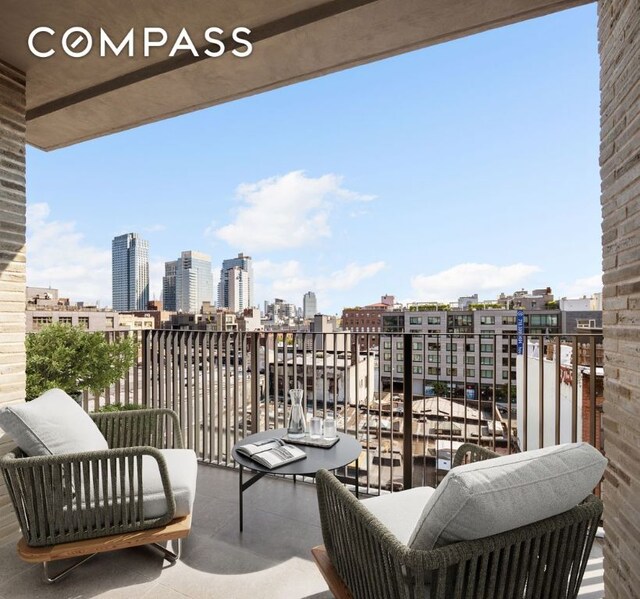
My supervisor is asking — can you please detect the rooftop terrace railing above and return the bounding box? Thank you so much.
[80,329,603,495]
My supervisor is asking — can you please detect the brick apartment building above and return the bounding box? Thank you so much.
[341,295,395,349]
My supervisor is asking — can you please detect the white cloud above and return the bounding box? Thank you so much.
[27,203,169,308]
[556,274,602,299]
[27,203,112,306]
[254,259,385,310]
[410,263,541,303]
[214,171,375,251]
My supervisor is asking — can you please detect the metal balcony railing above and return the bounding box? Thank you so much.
[80,329,604,496]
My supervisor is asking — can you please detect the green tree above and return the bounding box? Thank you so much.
[26,324,138,401]
[432,381,449,397]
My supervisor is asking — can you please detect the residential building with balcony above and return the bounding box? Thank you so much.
[380,308,562,401]
[1,0,634,595]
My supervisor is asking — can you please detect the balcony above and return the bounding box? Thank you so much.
[0,462,604,598]
[0,328,603,596]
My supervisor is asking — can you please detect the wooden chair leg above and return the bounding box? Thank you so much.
[311,545,353,599]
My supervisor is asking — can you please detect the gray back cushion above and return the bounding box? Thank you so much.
[0,388,108,456]
[409,443,607,550]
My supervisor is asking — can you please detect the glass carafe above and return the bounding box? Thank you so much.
[287,388,306,439]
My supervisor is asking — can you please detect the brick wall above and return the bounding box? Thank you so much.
[599,0,640,596]
[581,371,604,451]
[0,59,26,543]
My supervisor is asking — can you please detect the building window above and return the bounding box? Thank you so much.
[465,343,475,352]
[480,330,494,338]
[78,317,90,329]
[480,357,494,366]
[445,343,457,351]
[427,316,441,325]
[480,344,493,353]
[465,355,475,365]
[530,314,559,327]
[502,357,510,367]
[428,342,441,351]
[480,369,493,379]
[32,316,52,330]
[466,368,475,377]
[413,353,423,362]
[396,354,403,361]
[58,316,72,325]
[412,365,423,374]
[427,354,439,363]
[396,341,403,350]
[428,367,441,375]
[383,352,391,361]
[105,317,115,329]
[383,341,391,349]
[383,364,391,373]
[446,355,457,364]
[409,316,422,325]
[397,365,404,374]
[412,341,423,350]
[480,316,495,325]
[502,316,517,325]
[502,371,510,380]
[446,368,458,376]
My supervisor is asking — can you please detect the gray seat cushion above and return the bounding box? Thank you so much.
[82,448,198,519]
[362,486,435,545]
[409,442,607,550]
[142,449,198,518]
[0,388,108,456]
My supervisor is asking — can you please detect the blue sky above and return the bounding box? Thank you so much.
[26,5,601,314]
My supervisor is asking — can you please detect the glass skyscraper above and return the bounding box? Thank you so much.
[111,233,149,311]
[175,251,213,313]
[217,253,253,311]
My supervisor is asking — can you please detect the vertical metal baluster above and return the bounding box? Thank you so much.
[555,335,561,445]
[572,337,578,443]
[539,334,544,448]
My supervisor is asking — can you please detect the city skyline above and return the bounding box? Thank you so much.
[25,6,600,314]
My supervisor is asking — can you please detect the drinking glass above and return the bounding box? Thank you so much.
[323,414,337,440]
[309,416,322,438]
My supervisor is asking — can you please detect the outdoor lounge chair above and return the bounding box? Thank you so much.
[313,442,605,599]
[0,389,197,583]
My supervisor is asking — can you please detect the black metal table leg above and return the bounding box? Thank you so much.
[238,466,267,532]
[239,464,244,532]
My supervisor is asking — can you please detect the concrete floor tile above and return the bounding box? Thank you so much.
[161,556,327,599]
[0,545,165,599]
[141,583,191,598]
[0,537,38,585]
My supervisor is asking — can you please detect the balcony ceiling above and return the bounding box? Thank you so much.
[1,0,591,150]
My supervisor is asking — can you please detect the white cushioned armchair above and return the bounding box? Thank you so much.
[0,389,197,582]
[315,442,605,599]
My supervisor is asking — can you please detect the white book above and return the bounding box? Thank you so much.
[236,437,307,469]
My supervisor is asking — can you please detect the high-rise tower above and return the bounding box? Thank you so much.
[217,253,253,311]
[112,233,149,311]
